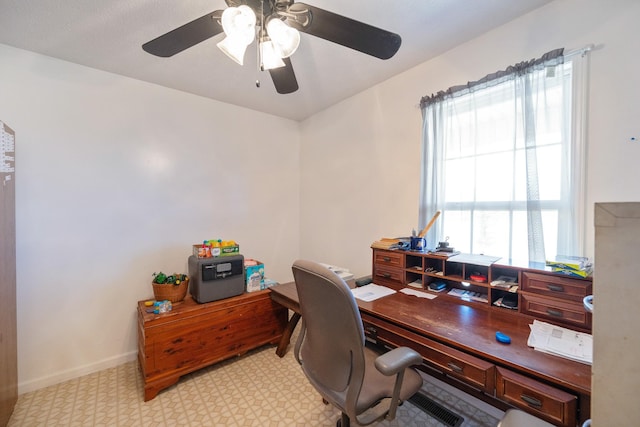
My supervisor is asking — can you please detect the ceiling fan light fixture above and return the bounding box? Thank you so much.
[260,39,286,70]
[217,5,256,64]
[217,36,250,65]
[266,18,300,58]
[220,5,256,43]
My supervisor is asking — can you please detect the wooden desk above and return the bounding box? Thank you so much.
[270,281,590,427]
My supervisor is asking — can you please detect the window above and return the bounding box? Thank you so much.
[419,48,589,262]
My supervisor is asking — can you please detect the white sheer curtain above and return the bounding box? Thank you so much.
[419,48,589,262]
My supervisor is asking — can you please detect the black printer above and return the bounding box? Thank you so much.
[188,254,245,303]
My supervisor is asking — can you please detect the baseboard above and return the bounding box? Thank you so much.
[18,351,138,395]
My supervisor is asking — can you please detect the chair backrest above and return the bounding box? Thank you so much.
[292,259,366,408]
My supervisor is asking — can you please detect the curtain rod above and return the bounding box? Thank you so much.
[416,45,594,109]
[565,44,594,59]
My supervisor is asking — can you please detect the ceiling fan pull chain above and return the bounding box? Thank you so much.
[256,0,264,87]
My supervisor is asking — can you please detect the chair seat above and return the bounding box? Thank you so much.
[356,347,423,413]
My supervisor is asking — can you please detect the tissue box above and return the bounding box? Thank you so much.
[261,278,278,290]
[245,259,265,292]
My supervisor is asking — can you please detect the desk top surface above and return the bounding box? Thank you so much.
[270,281,591,395]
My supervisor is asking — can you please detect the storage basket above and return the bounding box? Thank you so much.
[152,278,189,303]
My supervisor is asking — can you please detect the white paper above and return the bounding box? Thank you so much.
[447,253,501,266]
[319,262,354,281]
[351,283,396,302]
[527,320,593,365]
[400,288,438,299]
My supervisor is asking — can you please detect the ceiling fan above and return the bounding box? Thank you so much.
[142,0,402,94]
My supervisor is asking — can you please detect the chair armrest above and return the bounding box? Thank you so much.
[374,346,422,376]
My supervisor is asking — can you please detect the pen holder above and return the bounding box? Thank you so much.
[410,237,426,251]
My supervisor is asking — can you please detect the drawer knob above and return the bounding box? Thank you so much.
[546,308,563,317]
[447,362,463,373]
[383,273,391,279]
[520,394,543,408]
[547,284,565,292]
[383,257,391,262]
[364,325,378,340]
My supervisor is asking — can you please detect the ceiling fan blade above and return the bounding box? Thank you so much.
[285,3,401,60]
[142,10,224,57]
[269,58,299,94]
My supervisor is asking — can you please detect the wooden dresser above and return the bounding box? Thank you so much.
[137,289,288,401]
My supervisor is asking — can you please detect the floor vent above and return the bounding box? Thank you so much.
[408,392,464,427]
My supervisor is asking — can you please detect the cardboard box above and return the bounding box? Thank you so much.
[245,259,264,292]
[192,242,238,258]
[220,244,240,256]
[192,244,221,258]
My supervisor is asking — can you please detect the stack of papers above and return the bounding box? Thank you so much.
[319,263,354,281]
[351,284,396,302]
[527,320,593,365]
[447,288,488,302]
[400,287,438,300]
[447,253,501,266]
[370,238,400,250]
[545,255,593,278]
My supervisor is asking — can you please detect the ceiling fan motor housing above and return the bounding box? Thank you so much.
[226,0,288,18]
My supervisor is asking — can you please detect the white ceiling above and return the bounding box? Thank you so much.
[0,0,553,121]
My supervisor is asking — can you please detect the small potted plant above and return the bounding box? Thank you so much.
[152,272,189,303]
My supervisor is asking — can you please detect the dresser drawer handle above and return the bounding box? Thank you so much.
[447,362,463,373]
[382,273,391,279]
[383,256,391,262]
[520,394,543,408]
[546,308,563,317]
[547,284,565,292]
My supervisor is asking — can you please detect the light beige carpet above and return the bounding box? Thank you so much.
[9,339,502,426]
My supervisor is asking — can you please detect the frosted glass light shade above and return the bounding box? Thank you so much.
[218,5,256,64]
[221,5,256,44]
[266,18,300,58]
[260,40,285,70]
[217,36,250,65]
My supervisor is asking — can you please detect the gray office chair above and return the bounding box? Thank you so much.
[292,259,423,426]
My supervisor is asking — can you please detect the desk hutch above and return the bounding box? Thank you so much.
[370,248,593,426]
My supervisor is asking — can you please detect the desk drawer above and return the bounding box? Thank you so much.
[520,293,591,331]
[374,250,405,268]
[521,272,592,302]
[373,265,404,285]
[496,367,576,427]
[362,314,495,393]
[422,338,496,393]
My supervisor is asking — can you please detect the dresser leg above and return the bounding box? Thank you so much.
[144,376,180,401]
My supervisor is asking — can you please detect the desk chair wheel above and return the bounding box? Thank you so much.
[336,413,350,427]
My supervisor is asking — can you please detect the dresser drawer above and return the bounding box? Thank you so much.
[373,250,405,268]
[520,293,591,331]
[373,265,404,285]
[496,367,577,427]
[521,272,592,302]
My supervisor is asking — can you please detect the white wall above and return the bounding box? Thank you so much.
[299,0,640,277]
[299,0,640,425]
[0,44,301,393]
[3,2,640,417]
